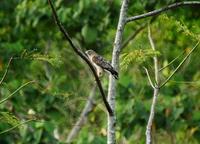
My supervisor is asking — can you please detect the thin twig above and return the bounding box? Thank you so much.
[0,57,13,86]
[0,119,35,135]
[148,24,159,85]
[122,23,147,49]
[146,24,160,144]
[47,0,113,116]
[122,18,156,50]
[0,81,35,104]
[160,41,199,88]
[143,67,155,89]
[170,80,200,84]
[159,51,185,72]
[126,1,200,23]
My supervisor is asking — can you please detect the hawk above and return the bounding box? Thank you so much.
[85,50,118,79]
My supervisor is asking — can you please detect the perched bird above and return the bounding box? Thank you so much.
[85,49,118,79]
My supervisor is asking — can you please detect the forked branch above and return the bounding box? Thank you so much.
[143,67,155,89]
[146,25,160,144]
[160,41,200,88]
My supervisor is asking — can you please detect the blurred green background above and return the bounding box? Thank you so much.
[0,0,200,143]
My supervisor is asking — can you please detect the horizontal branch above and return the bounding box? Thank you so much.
[126,1,200,23]
[47,0,113,116]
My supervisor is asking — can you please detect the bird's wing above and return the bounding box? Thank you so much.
[92,55,118,79]
[92,55,112,70]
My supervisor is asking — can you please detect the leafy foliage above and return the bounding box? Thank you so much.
[0,112,20,127]
[120,49,160,70]
[0,0,200,143]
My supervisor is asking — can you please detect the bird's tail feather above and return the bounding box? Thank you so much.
[111,70,118,79]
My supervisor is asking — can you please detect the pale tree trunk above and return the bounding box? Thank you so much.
[66,85,96,143]
[107,0,129,144]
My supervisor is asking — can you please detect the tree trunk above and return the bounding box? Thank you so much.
[107,0,129,143]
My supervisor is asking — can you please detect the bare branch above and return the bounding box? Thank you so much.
[145,25,160,144]
[0,81,35,104]
[148,25,155,51]
[148,24,159,85]
[122,23,147,49]
[146,87,159,144]
[126,1,200,23]
[143,67,155,89]
[0,57,13,86]
[66,85,96,143]
[47,0,113,116]
[160,41,200,88]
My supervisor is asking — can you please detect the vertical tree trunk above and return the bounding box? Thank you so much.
[107,0,129,144]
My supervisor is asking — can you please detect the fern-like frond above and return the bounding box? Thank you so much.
[0,112,20,127]
[120,49,160,70]
[160,14,200,41]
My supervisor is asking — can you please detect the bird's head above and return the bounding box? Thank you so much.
[85,50,97,57]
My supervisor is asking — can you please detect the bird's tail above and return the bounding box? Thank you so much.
[110,69,118,79]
